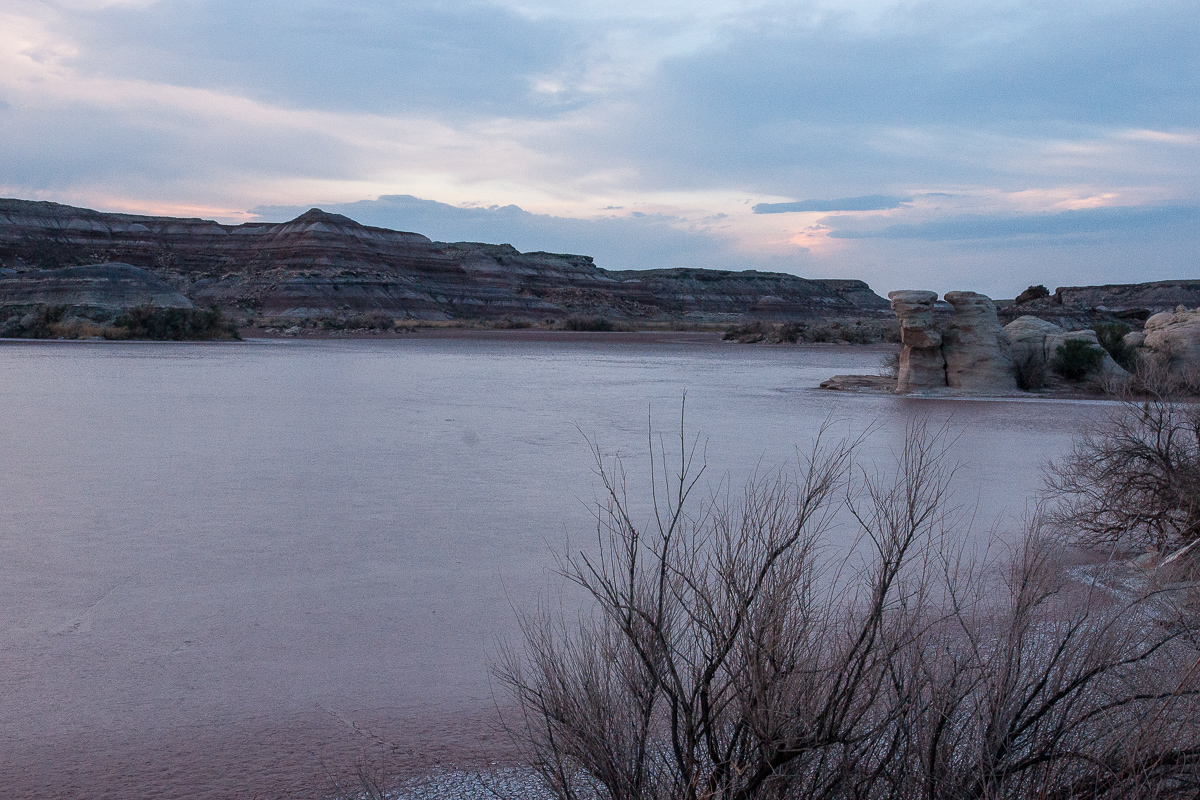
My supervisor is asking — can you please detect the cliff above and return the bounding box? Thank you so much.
[997,280,1200,330]
[1054,281,1200,313]
[0,199,890,322]
[0,263,192,310]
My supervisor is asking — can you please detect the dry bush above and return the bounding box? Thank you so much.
[1013,349,1048,391]
[878,351,900,379]
[497,413,1200,800]
[1044,399,1200,551]
[1131,349,1200,399]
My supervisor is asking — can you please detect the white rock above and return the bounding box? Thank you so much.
[1142,306,1200,368]
[888,290,945,392]
[942,291,1018,392]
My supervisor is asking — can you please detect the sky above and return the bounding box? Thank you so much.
[1,0,1197,297]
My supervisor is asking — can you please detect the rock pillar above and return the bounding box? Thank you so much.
[888,290,945,392]
[942,291,1018,392]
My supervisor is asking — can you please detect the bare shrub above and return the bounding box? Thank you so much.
[1132,348,1200,398]
[878,351,900,379]
[1013,349,1047,391]
[903,525,1200,800]
[1045,399,1200,551]
[840,321,875,344]
[497,413,1200,800]
[806,323,838,343]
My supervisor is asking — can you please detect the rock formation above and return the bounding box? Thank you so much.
[888,290,945,392]
[996,279,1200,335]
[886,291,1133,395]
[0,263,192,311]
[942,291,1018,392]
[0,199,890,322]
[1004,315,1130,383]
[1140,306,1200,368]
[1013,284,1050,305]
[1056,281,1200,314]
[1004,315,1063,365]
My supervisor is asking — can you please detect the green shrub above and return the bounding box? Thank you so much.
[724,319,888,345]
[563,315,615,332]
[113,305,240,340]
[1051,339,1105,381]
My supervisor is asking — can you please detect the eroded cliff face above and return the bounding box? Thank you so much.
[1055,281,1200,314]
[0,199,890,321]
[0,263,192,310]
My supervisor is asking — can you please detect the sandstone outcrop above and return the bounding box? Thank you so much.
[1004,315,1063,365]
[888,290,945,392]
[0,199,890,322]
[873,289,1200,396]
[1003,315,1130,383]
[885,291,1134,395]
[1141,306,1200,368]
[942,291,1017,392]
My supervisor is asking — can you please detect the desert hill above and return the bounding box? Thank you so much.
[0,199,889,323]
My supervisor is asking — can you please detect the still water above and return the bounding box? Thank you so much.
[0,333,1116,797]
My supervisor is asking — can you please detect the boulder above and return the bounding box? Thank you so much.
[1014,284,1050,305]
[1142,306,1200,368]
[818,374,895,392]
[1123,330,1147,350]
[942,291,1018,392]
[1005,315,1064,363]
[888,290,945,392]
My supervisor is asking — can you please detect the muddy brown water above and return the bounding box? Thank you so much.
[0,333,1118,798]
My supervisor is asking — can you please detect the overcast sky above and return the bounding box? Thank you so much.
[2,0,1197,296]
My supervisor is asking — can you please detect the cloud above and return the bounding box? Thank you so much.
[753,195,911,214]
[61,0,585,119]
[826,204,1200,241]
[574,0,1200,197]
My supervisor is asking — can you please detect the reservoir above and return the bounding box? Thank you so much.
[0,332,1117,798]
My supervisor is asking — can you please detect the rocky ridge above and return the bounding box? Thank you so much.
[0,199,890,323]
[997,281,1200,331]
